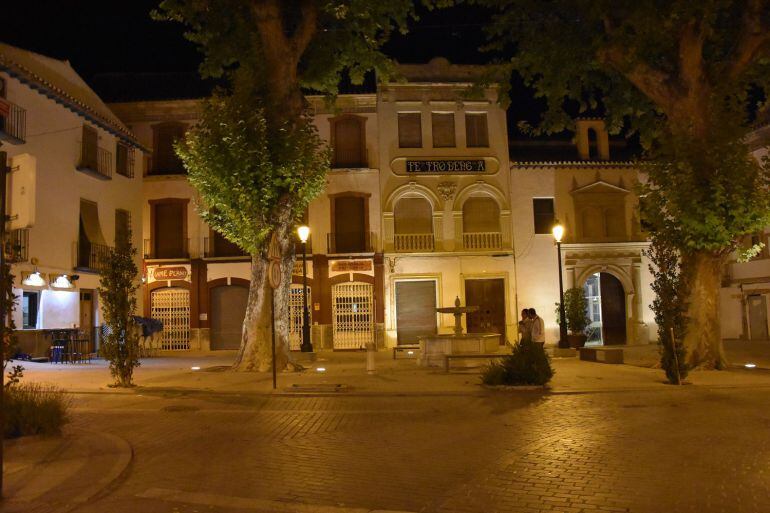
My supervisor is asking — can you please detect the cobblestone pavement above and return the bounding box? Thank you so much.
[69,385,770,513]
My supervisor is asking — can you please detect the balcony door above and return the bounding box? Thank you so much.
[152,200,187,259]
[333,195,367,253]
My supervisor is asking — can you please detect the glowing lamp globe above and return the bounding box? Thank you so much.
[552,223,565,243]
[297,225,310,243]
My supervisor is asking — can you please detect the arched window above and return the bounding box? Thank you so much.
[394,197,434,251]
[462,197,501,250]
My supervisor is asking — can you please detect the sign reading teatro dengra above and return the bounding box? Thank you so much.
[406,159,486,173]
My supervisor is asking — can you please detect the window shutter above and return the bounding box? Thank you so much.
[334,117,364,167]
[465,113,489,148]
[431,113,455,148]
[398,113,422,148]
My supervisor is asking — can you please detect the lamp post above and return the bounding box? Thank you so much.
[552,222,568,348]
[297,225,313,352]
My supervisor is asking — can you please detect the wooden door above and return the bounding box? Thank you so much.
[333,196,365,252]
[464,278,506,344]
[396,281,437,345]
[210,285,248,350]
[748,295,769,340]
[600,273,626,345]
[154,202,185,258]
[80,290,94,351]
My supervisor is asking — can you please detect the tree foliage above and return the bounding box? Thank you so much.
[98,235,140,387]
[178,91,329,256]
[479,0,770,368]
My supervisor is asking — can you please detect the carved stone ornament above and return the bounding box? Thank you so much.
[437,181,457,201]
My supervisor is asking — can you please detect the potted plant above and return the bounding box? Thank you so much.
[556,287,590,348]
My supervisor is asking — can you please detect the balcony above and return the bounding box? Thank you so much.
[77,144,113,180]
[76,242,111,272]
[5,228,29,263]
[0,99,26,144]
[462,232,502,250]
[327,231,375,254]
[144,238,190,260]
[394,233,434,252]
[204,237,248,259]
[116,145,135,178]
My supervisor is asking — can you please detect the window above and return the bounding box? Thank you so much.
[152,123,186,175]
[0,77,6,98]
[115,209,131,248]
[332,116,365,167]
[116,143,134,178]
[78,199,108,270]
[22,291,39,329]
[533,198,555,234]
[332,195,368,253]
[431,112,455,148]
[463,197,500,233]
[151,199,188,258]
[80,125,98,169]
[465,113,489,147]
[398,113,422,148]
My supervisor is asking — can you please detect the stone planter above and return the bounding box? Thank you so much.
[567,334,588,348]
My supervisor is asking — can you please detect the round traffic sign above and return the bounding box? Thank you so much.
[268,261,282,289]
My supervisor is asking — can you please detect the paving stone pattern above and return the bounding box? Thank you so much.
[73,388,770,513]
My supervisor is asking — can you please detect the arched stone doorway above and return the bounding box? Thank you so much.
[583,272,626,345]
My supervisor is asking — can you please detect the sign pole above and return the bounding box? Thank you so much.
[0,151,8,497]
[271,290,277,390]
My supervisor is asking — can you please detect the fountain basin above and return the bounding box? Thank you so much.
[418,333,501,367]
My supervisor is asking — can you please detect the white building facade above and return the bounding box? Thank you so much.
[0,42,144,356]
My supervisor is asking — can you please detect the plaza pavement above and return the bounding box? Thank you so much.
[5,342,770,513]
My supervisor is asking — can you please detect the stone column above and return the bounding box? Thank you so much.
[631,261,648,344]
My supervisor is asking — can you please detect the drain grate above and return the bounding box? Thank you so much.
[285,384,348,393]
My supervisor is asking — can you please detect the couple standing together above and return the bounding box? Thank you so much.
[519,308,545,345]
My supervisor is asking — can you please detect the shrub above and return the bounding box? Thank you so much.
[482,341,554,386]
[555,287,590,335]
[5,383,71,438]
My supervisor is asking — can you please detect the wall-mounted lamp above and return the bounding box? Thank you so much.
[50,274,75,289]
[22,271,46,287]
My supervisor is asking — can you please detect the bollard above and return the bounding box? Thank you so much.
[366,342,376,374]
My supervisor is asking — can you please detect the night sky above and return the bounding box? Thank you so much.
[1,1,544,129]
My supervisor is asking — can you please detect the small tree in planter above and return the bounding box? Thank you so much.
[556,287,590,348]
[482,340,554,387]
[98,234,140,387]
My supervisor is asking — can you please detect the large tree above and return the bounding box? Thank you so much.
[156,1,421,371]
[480,0,770,368]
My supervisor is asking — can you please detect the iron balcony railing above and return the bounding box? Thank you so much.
[5,228,29,263]
[116,145,135,178]
[77,143,113,180]
[0,99,26,144]
[394,233,435,252]
[144,238,190,260]
[327,231,375,254]
[203,237,248,258]
[462,231,503,250]
[76,242,111,272]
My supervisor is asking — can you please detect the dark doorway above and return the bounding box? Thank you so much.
[748,295,769,340]
[599,273,626,344]
[333,196,366,253]
[464,278,506,344]
[395,280,437,345]
[210,285,248,350]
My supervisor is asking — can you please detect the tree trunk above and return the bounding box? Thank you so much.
[682,250,727,369]
[232,254,290,372]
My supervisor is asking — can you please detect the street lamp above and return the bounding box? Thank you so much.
[552,222,568,348]
[297,225,313,352]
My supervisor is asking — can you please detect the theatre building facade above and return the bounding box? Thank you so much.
[110,58,657,353]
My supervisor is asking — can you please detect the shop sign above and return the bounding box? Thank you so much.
[152,266,188,281]
[406,159,485,173]
[292,260,313,278]
[330,259,372,272]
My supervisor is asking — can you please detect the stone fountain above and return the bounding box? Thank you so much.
[417,296,501,367]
